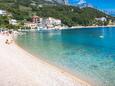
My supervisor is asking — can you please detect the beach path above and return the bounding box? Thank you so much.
[0,36,91,86]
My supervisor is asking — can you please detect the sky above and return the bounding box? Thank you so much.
[68,0,115,10]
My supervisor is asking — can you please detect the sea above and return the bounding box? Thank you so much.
[16,27,115,86]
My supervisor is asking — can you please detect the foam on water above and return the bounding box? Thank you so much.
[16,27,115,86]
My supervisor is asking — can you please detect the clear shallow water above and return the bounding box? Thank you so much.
[16,27,115,86]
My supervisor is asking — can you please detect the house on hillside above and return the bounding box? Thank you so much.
[32,16,41,23]
[40,17,62,30]
[25,16,62,30]
[24,16,41,29]
[24,22,38,29]
[95,17,107,22]
[9,19,17,25]
[0,10,7,16]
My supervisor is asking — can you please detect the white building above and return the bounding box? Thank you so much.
[9,19,17,25]
[95,17,107,22]
[40,17,62,30]
[0,10,7,16]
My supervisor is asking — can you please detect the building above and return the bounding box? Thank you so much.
[25,16,62,30]
[0,10,7,16]
[95,17,107,22]
[32,16,40,23]
[24,22,38,29]
[24,16,42,29]
[9,19,17,25]
[41,17,62,29]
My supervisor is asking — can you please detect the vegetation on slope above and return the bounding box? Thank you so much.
[0,0,114,28]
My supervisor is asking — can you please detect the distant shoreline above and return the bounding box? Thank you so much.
[17,25,115,32]
[66,25,115,30]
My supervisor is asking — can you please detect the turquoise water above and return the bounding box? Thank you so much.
[16,27,115,86]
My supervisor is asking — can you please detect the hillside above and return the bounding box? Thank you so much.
[0,0,62,5]
[0,0,114,27]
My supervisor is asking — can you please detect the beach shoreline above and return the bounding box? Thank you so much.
[0,35,91,86]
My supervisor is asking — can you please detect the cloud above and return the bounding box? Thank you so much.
[77,0,86,4]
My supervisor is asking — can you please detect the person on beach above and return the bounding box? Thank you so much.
[5,39,9,44]
[5,31,13,45]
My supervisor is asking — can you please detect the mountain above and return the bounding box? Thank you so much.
[74,0,115,17]
[0,0,65,5]
[0,0,114,27]
[45,0,66,4]
[103,9,115,17]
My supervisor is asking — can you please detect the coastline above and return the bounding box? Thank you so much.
[0,35,91,86]
[66,25,115,30]
[18,25,115,32]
